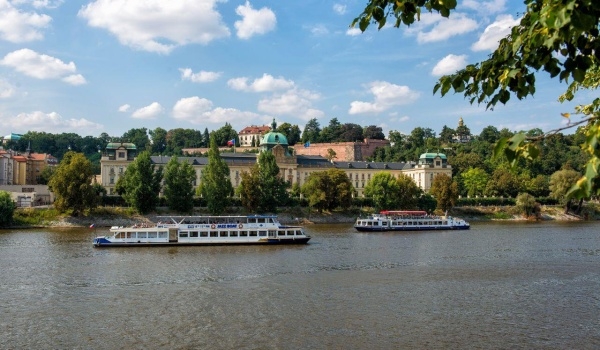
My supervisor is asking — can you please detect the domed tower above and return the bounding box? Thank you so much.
[259,119,290,155]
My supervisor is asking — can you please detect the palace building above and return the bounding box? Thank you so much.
[100,122,452,197]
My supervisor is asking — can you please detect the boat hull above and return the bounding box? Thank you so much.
[354,225,469,232]
[93,237,311,247]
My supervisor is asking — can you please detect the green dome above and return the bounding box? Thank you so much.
[419,152,446,160]
[259,132,288,146]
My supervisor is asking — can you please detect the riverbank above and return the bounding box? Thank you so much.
[9,204,598,228]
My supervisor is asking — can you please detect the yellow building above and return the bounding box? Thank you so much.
[101,126,452,197]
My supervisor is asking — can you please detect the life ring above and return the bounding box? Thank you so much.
[211,224,216,229]
[238,224,243,229]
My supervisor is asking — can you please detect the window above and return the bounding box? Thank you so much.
[240,231,248,237]
[179,232,189,238]
[249,231,257,237]
[118,151,125,158]
[190,231,199,238]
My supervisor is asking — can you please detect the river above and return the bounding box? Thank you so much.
[1,221,599,349]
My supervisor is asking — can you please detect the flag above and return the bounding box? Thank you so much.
[89,223,95,228]
[227,139,235,146]
[304,141,310,148]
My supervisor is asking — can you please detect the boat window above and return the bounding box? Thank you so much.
[114,232,122,239]
[257,218,266,224]
[240,231,248,237]
[278,230,286,236]
[210,232,218,237]
[382,222,388,226]
[259,231,267,237]
[148,232,157,238]
[249,231,257,237]
[179,232,189,238]
[138,232,147,238]
[158,232,167,239]
[219,231,228,237]
[200,231,208,237]
[230,231,238,237]
[126,232,134,239]
[190,231,199,238]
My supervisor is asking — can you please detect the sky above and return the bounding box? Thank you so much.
[0,0,586,139]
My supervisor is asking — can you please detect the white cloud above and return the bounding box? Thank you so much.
[131,102,163,119]
[234,1,276,40]
[172,96,264,124]
[408,12,478,43]
[228,73,294,92]
[0,79,15,98]
[118,104,130,112]
[78,0,230,54]
[471,14,520,52]
[11,0,64,9]
[0,48,86,85]
[179,68,221,83]
[349,81,420,114]
[333,4,346,15]
[431,54,468,76]
[0,0,52,42]
[310,24,329,36]
[463,0,506,15]
[258,88,323,121]
[346,27,362,36]
[7,111,103,134]
[62,74,87,85]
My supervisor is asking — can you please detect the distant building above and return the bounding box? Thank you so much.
[101,123,452,197]
[452,117,472,143]
[0,148,57,185]
[2,133,23,144]
[294,138,390,161]
[238,124,271,147]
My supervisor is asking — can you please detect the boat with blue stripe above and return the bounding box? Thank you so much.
[354,210,470,232]
[93,215,310,247]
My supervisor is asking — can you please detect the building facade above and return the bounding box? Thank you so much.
[0,148,57,185]
[238,125,271,147]
[294,138,390,161]
[101,127,452,197]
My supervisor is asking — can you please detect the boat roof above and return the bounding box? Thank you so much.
[380,210,427,215]
[157,214,278,219]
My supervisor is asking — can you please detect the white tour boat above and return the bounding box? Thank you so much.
[93,215,310,247]
[354,210,470,232]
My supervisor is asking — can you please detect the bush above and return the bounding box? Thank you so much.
[0,191,15,227]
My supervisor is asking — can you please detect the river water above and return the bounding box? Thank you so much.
[1,221,599,349]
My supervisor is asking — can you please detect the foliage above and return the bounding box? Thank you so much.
[363,125,385,140]
[200,136,233,214]
[164,156,196,213]
[364,172,401,211]
[352,0,600,199]
[396,173,421,209]
[122,128,150,151]
[237,167,261,212]
[301,169,353,212]
[0,190,15,227]
[149,127,167,154]
[515,193,538,218]
[37,166,55,185]
[429,174,458,212]
[417,193,437,214]
[256,151,289,213]
[485,167,522,198]
[115,151,163,214]
[276,122,302,145]
[461,167,488,197]
[211,123,238,147]
[301,118,322,143]
[549,169,581,205]
[48,152,98,216]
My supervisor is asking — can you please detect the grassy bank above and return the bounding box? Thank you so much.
[8,203,599,228]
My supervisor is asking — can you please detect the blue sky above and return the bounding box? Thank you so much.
[0,0,584,138]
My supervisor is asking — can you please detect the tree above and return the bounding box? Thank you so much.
[516,193,538,218]
[116,151,163,214]
[340,123,364,142]
[301,169,353,212]
[485,167,522,198]
[237,167,261,212]
[364,172,400,211]
[417,192,437,214]
[0,190,15,227]
[301,118,321,143]
[164,156,196,213]
[48,151,98,216]
[212,123,238,147]
[430,174,459,212]
[200,136,233,214]
[320,118,343,142]
[149,127,167,154]
[439,125,455,144]
[479,126,500,144]
[352,0,600,198]
[396,173,420,209]
[122,128,150,151]
[325,149,337,161]
[37,166,55,185]
[276,122,301,145]
[256,151,289,213]
[461,167,489,198]
[363,125,385,140]
[549,169,581,212]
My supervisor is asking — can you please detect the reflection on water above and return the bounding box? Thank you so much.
[1,222,600,349]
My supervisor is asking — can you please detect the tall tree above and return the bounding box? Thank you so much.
[276,122,301,145]
[352,0,600,198]
[256,151,289,213]
[122,128,150,151]
[363,125,385,140]
[212,123,238,147]
[549,169,581,212]
[479,126,500,144]
[48,151,98,216]
[320,118,343,142]
[301,169,353,212]
[149,127,167,155]
[396,173,420,209]
[237,167,261,212]
[461,167,489,198]
[200,136,233,214]
[301,118,321,143]
[115,151,163,214]
[439,125,455,144]
[164,156,196,213]
[429,174,459,212]
[340,123,364,142]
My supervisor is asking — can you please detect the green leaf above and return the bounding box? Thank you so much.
[573,68,585,83]
[493,137,508,158]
